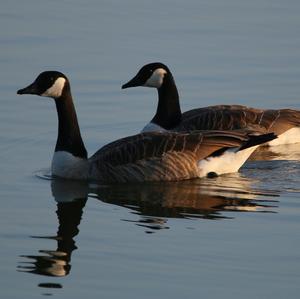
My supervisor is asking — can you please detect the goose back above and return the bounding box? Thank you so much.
[88,131,274,183]
[178,105,300,136]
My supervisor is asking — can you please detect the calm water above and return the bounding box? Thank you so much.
[1,0,300,298]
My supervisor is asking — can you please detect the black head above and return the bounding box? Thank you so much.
[122,62,171,89]
[17,71,68,98]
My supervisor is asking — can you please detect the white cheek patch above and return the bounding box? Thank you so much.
[42,77,66,98]
[144,68,167,88]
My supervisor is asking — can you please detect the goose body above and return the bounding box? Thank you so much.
[122,62,300,146]
[17,71,275,183]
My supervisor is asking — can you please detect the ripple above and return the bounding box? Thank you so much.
[38,283,63,289]
[34,168,52,180]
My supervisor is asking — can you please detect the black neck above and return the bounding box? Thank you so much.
[54,84,87,159]
[151,73,182,129]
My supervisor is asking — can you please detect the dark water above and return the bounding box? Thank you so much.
[1,0,300,298]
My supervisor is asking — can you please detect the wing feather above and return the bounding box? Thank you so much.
[178,105,300,135]
[88,130,273,183]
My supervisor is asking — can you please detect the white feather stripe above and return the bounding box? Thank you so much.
[197,146,258,177]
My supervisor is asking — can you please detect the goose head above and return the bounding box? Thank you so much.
[17,71,68,99]
[17,71,88,177]
[122,62,170,89]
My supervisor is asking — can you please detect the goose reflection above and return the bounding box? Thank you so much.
[251,143,300,161]
[18,172,279,278]
[91,173,279,230]
[18,179,88,277]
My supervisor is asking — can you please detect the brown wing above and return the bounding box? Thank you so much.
[89,132,200,182]
[88,131,274,183]
[261,109,300,135]
[178,105,300,135]
[178,105,262,131]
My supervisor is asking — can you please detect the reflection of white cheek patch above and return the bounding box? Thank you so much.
[42,77,66,98]
[144,68,167,88]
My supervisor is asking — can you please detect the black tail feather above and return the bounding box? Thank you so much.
[239,133,277,151]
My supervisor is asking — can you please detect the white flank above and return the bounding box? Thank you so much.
[51,151,88,180]
[42,77,66,98]
[197,146,258,177]
[141,122,167,133]
[267,127,300,146]
[144,68,167,88]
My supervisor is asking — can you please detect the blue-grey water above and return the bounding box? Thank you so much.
[1,0,300,298]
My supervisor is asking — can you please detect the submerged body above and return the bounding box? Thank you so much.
[122,63,300,146]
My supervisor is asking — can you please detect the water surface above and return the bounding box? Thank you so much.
[1,0,300,298]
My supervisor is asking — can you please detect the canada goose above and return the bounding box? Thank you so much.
[17,71,275,182]
[122,62,300,146]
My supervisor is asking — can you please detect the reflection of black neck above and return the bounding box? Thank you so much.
[54,83,87,159]
[56,198,87,253]
[18,197,87,277]
[152,74,182,129]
